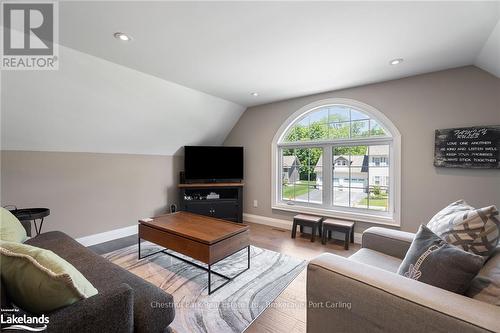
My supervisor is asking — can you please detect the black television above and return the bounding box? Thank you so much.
[184,146,244,182]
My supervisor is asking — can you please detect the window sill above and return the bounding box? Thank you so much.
[271,203,400,227]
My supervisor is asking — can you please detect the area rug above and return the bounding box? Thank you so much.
[103,242,306,333]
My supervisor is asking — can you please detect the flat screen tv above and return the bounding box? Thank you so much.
[184,146,244,182]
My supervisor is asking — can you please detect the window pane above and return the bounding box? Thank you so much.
[282,149,300,180]
[369,145,390,166]
[368,186,389,211]
[351,188,368,209]
[370,119,387,136]
[309,122,329,141]
[308,148,323,166]
[284,124,309,142]
[309,108,329,124]
[349,175,366,188]
[282,183,294,200]
[350,109,369,121]
[333,147,349,190]
[281,104,391,143]
[351,120,370,137]
[311,166,322,185]
[293,182,309,202]
[331,145,390,212]
[328,106,350,122]
[329,122,350,139]
[281,148,322,204]
[333,186,349,207]
[309,186,322,204]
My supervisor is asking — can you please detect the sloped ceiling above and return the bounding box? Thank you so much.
[58,1,500,106]
[1,45,245,155]
[476,20,500,78]
[2,1,499,156]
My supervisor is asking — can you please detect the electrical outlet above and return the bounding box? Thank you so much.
[253,200,258,208]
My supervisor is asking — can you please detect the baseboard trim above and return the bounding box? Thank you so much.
[243,213,293,230]
[243,213,362,244]
[76,224,138,247]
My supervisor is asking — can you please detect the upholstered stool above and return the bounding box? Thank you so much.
[291,214,322,242]
[321,218,355,250]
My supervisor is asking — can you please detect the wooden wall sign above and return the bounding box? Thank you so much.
[434,126,500,169]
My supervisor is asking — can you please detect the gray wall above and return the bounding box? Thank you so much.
[1,151,182,238]
[224,66,500,233]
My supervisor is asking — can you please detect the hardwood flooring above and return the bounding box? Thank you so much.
[89,221,360,333]
[245,223,359,333]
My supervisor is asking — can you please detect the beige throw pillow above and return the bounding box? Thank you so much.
[0,208,28,243]
[427,200,500,257]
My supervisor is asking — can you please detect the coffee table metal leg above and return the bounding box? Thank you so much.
[248,246,251,271]
[138,236,141,260]
[137,236,165,260]
[208,265,212,294]
[207,245,250,295]
[138,244,250,295]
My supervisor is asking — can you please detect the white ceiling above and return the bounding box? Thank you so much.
[58,1,500,107]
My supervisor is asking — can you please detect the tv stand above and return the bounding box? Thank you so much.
[178,182,244,223]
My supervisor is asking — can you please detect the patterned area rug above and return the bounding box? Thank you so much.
[103,242,306,333]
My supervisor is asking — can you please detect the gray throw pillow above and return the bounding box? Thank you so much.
[466,247,500,305]
[398,225,485,294]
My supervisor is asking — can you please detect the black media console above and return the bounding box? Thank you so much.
[178,183,244,223]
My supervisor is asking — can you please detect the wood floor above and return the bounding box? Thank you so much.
[89,222,360,333]
[245,223,359,333]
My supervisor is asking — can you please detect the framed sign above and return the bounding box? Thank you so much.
[434,126,500,169]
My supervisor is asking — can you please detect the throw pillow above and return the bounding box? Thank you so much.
[397,224,485,294]
[427,200,500,257]
[0,207,28,243]
[466,246,500,305]
[0,240,98,314]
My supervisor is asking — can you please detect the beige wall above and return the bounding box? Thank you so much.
[224,66,500,233]
[1,151,182,238]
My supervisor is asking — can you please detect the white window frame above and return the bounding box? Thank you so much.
[271,98,401,226]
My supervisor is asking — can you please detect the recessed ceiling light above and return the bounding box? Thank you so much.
[250,92,259,97]
[389,58,404,65]
[113,32,132,41]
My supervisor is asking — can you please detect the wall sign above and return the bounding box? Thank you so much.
[434,126,500,169]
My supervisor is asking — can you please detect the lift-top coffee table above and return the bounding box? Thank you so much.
[138,211,250,294]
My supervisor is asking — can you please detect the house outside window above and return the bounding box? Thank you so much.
[272,98,401,226]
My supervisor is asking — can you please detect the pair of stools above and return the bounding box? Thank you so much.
[291,214,355,250]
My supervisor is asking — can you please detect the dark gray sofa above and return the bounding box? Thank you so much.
[1,231,175,333]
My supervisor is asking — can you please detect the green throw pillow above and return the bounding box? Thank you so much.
[0,208,27,243]
[0,241,98,314]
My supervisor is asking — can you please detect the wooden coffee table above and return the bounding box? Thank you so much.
[138,211,250,294]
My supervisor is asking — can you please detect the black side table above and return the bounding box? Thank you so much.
[291,214,323,242]
[9,207,50,237]
[321,218,355,250]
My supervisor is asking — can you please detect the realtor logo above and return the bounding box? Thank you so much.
[1,1,58,70]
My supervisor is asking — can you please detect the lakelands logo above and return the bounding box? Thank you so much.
[1,309,49,331]
[1,1,58,70]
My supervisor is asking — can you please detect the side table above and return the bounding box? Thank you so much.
[9,207,50,237]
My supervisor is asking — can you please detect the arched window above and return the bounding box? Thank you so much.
[271,98,401,225]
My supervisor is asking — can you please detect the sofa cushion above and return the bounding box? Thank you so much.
[0,240,98,314]
[0,208,27,243]
[427,200,500,257]
[466,246,500,305]
[26,231,175,333]
[349,248,403,273]
[398,225,484,294]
